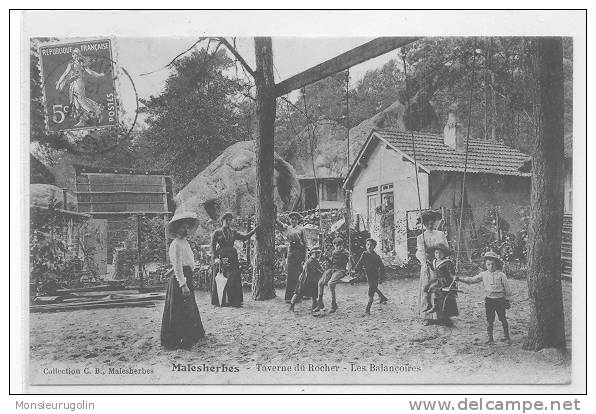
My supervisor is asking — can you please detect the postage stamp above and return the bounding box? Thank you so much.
[37,39,118,133]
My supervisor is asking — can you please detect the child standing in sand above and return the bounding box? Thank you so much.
[354,238,388,315]
[457,251,513,343]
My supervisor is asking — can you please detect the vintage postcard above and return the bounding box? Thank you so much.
[15,10,586,393]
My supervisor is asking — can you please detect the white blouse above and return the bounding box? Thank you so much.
[169,238,195,287]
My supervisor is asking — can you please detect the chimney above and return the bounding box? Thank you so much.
[443,105,465,152]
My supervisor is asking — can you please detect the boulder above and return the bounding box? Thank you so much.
[174,141,301,232]
[283,94,439,178]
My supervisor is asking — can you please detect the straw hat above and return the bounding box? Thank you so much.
[288,212,302,220]
[483,250,503,265]
[166,212,199,239]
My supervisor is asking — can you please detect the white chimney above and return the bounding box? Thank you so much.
[443,105,465,152]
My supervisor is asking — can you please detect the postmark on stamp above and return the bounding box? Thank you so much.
[38,39,119,133]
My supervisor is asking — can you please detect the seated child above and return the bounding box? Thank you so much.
[289,247,324,311]
[314,237,350,313]
[354,238,388,315]
[423,243,455,313]
[457,251,513,343]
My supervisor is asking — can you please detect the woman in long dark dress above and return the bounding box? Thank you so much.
[161,212,205,350]
[211,212,257,307]
[276,212,308,302]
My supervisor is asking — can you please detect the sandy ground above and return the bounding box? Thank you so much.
[29,278,571,385]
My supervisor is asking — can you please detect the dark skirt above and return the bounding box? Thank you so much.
[211,246,243,307]
[434,291,459,319]
[295,266,321,299]
[285,244,306,301]
[161,266,205,350]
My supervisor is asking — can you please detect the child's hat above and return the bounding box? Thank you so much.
[365,238,378,246]
[332,237,344,245]
[430,243,452,256]
[483,250,503,265]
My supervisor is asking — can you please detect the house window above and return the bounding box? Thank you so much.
[365,183,395,254]
[367,194,380,230]
[326,181,339,201]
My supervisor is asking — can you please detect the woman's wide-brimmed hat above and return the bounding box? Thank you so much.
[166,211,199,239]
[219,211,234,223]
[288,212,302,220]
[483,250,503,265]
[430,243,453,256]
[421,209,442,225]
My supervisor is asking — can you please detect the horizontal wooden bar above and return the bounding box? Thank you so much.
[75,191,168,195]
[274,37,420,97]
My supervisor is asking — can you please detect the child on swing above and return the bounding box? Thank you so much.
[457,251,513,343]
[354,238,388,315]
[313,237,350,313]
[289,246,324,312]
[423,244,455,313]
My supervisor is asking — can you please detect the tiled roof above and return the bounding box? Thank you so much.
[373,129,531,177]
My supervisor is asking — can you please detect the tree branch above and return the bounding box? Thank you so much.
[218,37,256,78]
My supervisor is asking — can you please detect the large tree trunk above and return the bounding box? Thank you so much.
[252,37,276,300]
[523,37,566,351]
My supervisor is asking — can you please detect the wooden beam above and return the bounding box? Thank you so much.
[274,37,420,97]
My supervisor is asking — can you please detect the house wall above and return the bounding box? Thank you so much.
[351,141,429,264]
[298,178,345,211]
[430,173,530,236]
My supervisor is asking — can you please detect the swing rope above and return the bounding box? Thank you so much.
[344,69,353,269]
[302,88,323,235]
[401,43,478,315]
[401,50,427,259]
[454,42,478,272]
[401,49,430,314]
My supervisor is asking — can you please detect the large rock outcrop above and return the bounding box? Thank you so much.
[174,140,301,227]
[283,93,439,178]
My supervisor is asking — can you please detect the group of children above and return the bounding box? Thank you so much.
[289,235,514,343]
[289,237,388,315]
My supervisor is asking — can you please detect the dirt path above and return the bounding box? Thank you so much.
[29,278,571,385]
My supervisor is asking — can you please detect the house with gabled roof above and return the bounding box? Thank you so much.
[344,110,531,264]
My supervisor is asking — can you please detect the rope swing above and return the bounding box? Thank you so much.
[454,42,478,272]
[344,69,353,269]
[401,43,479,274]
